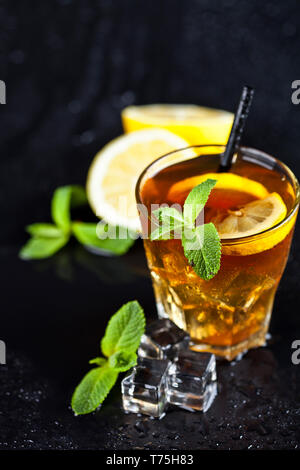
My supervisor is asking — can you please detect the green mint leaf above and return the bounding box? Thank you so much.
[150,207,184,241]
[182,223,221,280]
[89,357,107,366]
[149,178,221,280]
[51,185,87,234]
[71,364,118,415]
[51,186,72,233]
[70,185,88,208]
[101,300,145,357]
[108,350,137,372]
[183,179,217,225]
[150,222,182,241]
[72,222,135,255]
[26,223,64,238]
[150,225,175,241]
[19,235,69,260]
[152,207,184,225]
[71,301,145,415]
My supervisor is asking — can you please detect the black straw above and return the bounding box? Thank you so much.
[219,85,254,172]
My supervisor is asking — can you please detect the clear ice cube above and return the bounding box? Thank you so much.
[121,357,171,418]
[167,349,217,412]
[138,318,190,360]
[223,273,275,311]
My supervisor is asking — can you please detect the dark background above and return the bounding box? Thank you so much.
[1,0,300,244]
[0,0,299,451]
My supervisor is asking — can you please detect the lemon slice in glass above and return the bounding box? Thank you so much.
[212,192,290,256]
[168,172,269,203]
[215,193,287,239]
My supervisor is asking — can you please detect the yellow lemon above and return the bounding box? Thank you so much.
[86,129,192,232]
[122,104,233,145]
[167,172,269,203]
[213,193,290,256]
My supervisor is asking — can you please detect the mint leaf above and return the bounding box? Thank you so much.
[89,357,107,366]
[51,186,72,233]
[51,185,87,234]
[150,224,180,241]
[26,223,64,238]
[183,179,217,225]
[72,222,135,256]
[101,301,145,357]
[71,364,118,415]
[149,178,221,280]
[70,185,88,208]
[183,223,221,280]
[22,184,136,261]
[108,350,137,372]
[150,207,184,241]
[19,235,69,260]
[71,301,146,415]
[153,207,184,225]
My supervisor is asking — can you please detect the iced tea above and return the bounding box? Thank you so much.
[136,146,299,360]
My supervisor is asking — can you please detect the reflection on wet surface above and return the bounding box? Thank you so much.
[0,244,299,449]
[31,243,149,284]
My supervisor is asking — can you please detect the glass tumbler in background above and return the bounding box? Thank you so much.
[136,145,299,360]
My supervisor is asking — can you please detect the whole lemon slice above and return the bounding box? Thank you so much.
[122,104,233,145]
[86,129,192,232]
[167,172,269,203]
[213,193,289,256]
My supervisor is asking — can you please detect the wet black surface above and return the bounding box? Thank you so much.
[0,239,299,450]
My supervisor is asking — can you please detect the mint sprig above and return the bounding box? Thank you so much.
[72,222,134,256]
[51,185,87,234]
[150,179,221,280]
[19,185,135,259]
[71,300,145,415]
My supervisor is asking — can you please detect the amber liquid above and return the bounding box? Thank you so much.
[140,153,297,360]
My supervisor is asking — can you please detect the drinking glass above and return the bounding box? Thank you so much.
[136,145,299,360]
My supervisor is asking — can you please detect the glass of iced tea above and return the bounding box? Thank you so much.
[136,145,299,360]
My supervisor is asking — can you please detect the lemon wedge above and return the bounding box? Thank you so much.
[86,129,192,232]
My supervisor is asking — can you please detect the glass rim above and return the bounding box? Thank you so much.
[135,144,300,244]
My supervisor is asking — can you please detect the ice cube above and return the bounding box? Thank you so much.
[121,357,171,418]
[138,318,190,360]
[167,349,217,412]
[223,273,275,311]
